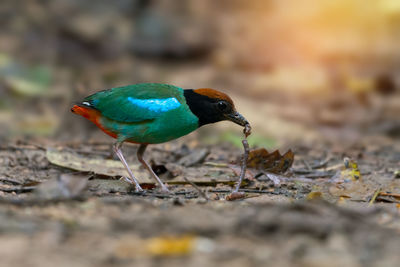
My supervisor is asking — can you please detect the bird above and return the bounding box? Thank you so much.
[71,83,249,193]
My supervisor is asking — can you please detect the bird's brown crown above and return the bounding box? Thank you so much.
[193,88,234,107]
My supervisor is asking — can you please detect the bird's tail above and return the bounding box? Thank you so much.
[71,105,98,121]
[71,104,118,139]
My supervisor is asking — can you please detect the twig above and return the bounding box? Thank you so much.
[378,192,400,198]
[0,178,23,185]
[183,177,209,201]
[233,139,250,193]
[300,171,336,179]
[204,162,229,168]
[0,186,36,193]
[369,188,381,205]
[302,159,312,171]
[129,191,174,199]
[0,143,46,151]
[65,148,111,157]
[324,163,343,171]
[0,196,87,206]
[311,158,330,169]
[374,192,400,204]
[227,123,251,199]
[209,188,280,195]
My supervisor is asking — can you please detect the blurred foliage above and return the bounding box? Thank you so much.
[0,54,52,96]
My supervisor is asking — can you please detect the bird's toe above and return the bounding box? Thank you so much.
[160,186,171,194]
[135,186,144,192]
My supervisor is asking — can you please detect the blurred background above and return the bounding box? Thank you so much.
[0,0,399,147]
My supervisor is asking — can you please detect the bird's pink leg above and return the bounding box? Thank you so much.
[113,142,143,192]
[137,144,170,193]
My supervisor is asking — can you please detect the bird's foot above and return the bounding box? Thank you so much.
[159,185,171,194]
[153,182,170,194]
[122,176,144,192]
[135,185,144,193]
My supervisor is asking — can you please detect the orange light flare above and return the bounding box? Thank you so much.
[223,0,400,95]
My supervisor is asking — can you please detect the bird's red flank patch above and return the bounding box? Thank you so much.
[194,88,234,106]
[71,105,117,139]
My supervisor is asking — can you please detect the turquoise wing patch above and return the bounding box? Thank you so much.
[126,97,181,113]
[85,83,185,123]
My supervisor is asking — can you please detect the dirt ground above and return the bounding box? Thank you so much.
[0,135,399,267]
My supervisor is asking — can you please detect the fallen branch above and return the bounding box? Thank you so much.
[227,123,251,201]
[183,177,209,201]
[233,123,251,193]
[369,188,381,205]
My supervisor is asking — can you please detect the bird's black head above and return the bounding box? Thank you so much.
[183,88,248,127]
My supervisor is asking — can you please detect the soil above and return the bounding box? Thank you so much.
[0,137,399,267]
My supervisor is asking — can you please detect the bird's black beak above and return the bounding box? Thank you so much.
[226,111,249,127]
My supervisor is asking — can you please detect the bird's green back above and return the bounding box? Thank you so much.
[84,83,186,123]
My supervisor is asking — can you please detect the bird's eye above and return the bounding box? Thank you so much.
[217,101,229,112]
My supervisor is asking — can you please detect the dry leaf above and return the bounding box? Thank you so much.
[46,148,152,182]
[247,148,294,173]
[46,148,236,185]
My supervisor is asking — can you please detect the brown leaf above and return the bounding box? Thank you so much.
[46,148,235,185]
[247,148,294,174]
